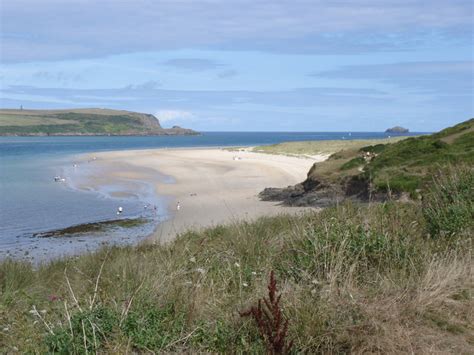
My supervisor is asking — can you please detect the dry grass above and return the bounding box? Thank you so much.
[253,137,409,157]
[0,170,472,353]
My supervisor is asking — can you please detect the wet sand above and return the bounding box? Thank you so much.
[82,148,327,243]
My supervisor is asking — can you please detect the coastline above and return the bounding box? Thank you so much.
[79,147,326,243]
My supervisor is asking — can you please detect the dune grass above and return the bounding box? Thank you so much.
[252,137,409,157]
[1,168,473,353]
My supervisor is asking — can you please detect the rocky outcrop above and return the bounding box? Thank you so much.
[259,164,372,208]
[385,126,409,133]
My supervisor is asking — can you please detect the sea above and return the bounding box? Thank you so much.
[0,132,422,263]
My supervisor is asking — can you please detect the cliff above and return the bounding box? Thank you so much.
[0,108,199,136]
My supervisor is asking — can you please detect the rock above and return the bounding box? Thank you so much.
[385,126,409,133]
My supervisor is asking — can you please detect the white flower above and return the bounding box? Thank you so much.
[242,282,248,287]
[234,262,240,268]
[251,271,257,275]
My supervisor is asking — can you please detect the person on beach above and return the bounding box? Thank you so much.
[117,206,123,215]
[176,202,181,211]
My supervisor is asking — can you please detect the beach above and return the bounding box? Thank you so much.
[81,148,327,243]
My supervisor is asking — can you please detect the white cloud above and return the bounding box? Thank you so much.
[1,0,472,62]
[155,109,195,122]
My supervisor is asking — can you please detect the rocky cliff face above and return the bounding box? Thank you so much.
[259,169,370,208]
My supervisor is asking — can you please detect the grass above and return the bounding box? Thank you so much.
[253,137,410,157]
[366,119,474,193]
[1,168,472,353]
[0,114,75,127]
[278,119,474,198]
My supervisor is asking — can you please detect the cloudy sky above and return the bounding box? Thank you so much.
[0,0,472,131]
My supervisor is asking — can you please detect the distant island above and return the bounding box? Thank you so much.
[0,108,199,136]
[385,126,409,133]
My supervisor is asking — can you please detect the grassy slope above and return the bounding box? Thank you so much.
[253,137,409,157]
[300,119,474,195]
[1,167,472,353]
[367,119,474,192]
[0,108,164,135]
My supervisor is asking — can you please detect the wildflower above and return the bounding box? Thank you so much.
[242,282,248,287]
[251,271,257,275]
[48,294,60,302]
[234,262,240,268]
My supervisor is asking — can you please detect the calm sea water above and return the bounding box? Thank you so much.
[0,132,422,262]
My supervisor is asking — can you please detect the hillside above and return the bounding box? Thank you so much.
[260,118,474,206]
[1,167,472,353]
[0,108,198,136]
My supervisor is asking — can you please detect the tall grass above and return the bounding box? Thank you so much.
[1,169,473,353]
[423,165,473,238]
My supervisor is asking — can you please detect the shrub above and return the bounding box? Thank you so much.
[422,166,474,238]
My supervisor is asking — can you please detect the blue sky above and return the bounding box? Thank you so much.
[0,0,472,131]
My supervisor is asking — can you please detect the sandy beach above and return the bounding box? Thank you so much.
[81,148,326,243]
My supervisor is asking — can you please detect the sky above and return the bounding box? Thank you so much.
[0,0,473,131]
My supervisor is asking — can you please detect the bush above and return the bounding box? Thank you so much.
[423,166,474,238]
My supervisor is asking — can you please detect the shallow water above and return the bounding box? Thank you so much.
[0,132,423,263]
